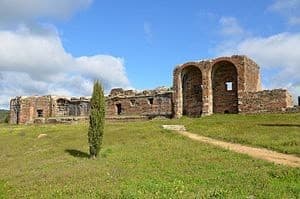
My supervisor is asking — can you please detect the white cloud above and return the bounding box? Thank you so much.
[0,0,132,109]
[269,0,300,26]
[0,27,130,106]
[0,0,92,26]
[0,26,73,80]
[216,32,300,103]
[76,55,129,88]
[219,17,245,37]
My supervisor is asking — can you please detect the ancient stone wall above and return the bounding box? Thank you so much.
[181,66,203,116]
[106,88,173,118]
[51,97,90,117]
[173,55,261,118]
[9,55,296,124]
[10,96,52,124]
[239,89,293,113]
[9,96,90,124]
[212,61,238,114]
[9,97,21,124]
[244,56,261,92]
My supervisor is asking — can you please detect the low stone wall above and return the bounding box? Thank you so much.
[286,106,300,113]
[33,116,89,124]
[239,89,293,114]
[106,115,149,122]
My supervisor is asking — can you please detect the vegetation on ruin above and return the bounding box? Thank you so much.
[88,80,105,159]
[0,113,299,198]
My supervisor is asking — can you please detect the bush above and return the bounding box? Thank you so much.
[88,80,105,159]
[4,114,9,123]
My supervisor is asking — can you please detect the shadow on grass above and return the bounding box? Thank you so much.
[65,149,90,158]
[259,124,300,127]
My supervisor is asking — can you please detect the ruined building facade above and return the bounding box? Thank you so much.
[173,55,293,117]
[10,96,90,124]
[10,55,294,124]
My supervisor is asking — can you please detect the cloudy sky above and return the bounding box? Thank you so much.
[0,0,300,108]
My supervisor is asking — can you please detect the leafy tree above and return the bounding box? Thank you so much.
[88,80,105,159]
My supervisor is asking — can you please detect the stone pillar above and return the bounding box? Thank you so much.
[173,67,182,118]
[202,63,213,116]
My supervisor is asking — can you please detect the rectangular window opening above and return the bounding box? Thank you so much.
[37,109,43,117]
[225,82,233,91]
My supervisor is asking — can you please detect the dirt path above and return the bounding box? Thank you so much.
[162,125,300,167]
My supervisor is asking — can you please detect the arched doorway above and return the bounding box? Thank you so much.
[212,61,238,114]
[181,65,203,117]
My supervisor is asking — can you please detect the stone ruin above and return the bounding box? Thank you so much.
[172,55,293,117]
[106,87,173,121]
[9,55,296,124]
[10,96,90,124]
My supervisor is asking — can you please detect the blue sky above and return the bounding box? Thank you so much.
[0,0,300,108]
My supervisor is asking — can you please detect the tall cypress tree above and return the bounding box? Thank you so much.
[88,80,105,159]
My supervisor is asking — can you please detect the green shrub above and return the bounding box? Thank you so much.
[0,110,9,123]
[88,80,105,159]
[4,114,9,123]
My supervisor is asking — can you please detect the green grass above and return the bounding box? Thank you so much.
[172,113,300,156]
[0,114,299,198]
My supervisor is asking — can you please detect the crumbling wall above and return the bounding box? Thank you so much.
[9,97,21,124]
[10,96,52,124]
[106,88,173,118]
[9,96,90,124]
[9,55,296,124]
[239,89,293,113]
[173,55,261,117]
[212,61,238,114]
[51,97,90,117]
[182,66,203,116]
[244,56,261,92]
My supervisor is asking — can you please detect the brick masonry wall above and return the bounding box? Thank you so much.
[244,57,261,92]
[173,55,257,117]
[239,89,293,113]
[182,66,203,116]
[14,96,52,124]
[212,61,238,113]
[9,55,296,124]
[106,91,173,118]
[51,97,90,117]
[9,98,20,124]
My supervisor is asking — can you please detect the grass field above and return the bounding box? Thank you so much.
[0,113,299,198]
[172,113,300,156]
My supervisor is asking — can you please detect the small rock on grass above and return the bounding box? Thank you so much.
[37,134,47,139]
[162,125,186,131]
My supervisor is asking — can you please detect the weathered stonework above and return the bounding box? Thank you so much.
[173,55,293,118]
[106,87,173,119]
[9,55,295,124]
[10,96,91,124]
[239,89,293,113]
[10,88,173,124]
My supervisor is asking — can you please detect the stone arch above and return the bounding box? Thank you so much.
[212,61,238,114]
[181,65,203,117]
